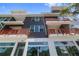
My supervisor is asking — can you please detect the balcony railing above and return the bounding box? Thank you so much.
[0,29,30,35]
[48,29,79,35]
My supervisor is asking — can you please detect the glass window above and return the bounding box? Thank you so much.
[34,17,41,22]
[40,25,44,32]
[66,46,79,56]
[0,43,15,46]
[35,25,39,32]
[54,41,75,46]
[14,42,25,56]
[27,46,50,56]
[28,42,48,45]
[56,46,69,56]
[27,47,38,56]
[30,25,34,32]
[39,46,50,56]
[54,41,79,56]
[0,47,13,56]
[30,25,44,32]
[27,42,50,56]
[31,17,40,22]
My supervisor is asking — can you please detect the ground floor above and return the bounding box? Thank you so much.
[0,38,79,56]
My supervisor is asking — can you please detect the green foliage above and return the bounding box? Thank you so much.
[66,46,79,56]
[60,3,79,16]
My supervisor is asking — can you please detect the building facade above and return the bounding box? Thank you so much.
[0,6,79,56]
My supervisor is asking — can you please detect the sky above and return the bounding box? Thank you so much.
[0,3,65,14]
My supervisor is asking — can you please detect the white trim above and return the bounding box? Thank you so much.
[23,40,28,56]
[10,42,18,56]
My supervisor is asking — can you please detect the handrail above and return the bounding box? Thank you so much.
[48,28,79,34]
[0,29,30,35]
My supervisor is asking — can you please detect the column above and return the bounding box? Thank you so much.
[48,40,57,56]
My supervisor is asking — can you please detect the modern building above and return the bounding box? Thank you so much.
[0,6,79,56]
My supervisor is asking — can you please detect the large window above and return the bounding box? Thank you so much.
[0,42,15,56]
[0,47,13,56]
[27,42,50,56]
[30,25,44,32]
[54,41,79,56]
[14,42,25,56]
[0,43,15,46]
[31,17,42,22]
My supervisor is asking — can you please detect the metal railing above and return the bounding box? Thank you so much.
[0,29,30,35]
[0,17,13,30]
[48,28,79,34]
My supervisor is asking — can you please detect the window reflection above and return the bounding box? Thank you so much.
[54,41,79,56]
[27,42,50,56]
[14,42,25,56]
[0,47,13,56]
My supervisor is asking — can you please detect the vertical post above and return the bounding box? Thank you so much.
[23,40,28,56]
[11,42,18,56]
[48,40,57,56]
[73,40,79,50]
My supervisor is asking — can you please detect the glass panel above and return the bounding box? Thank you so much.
[54,41,79,56]
[56,46,69,56]
[14,42,25,56]
[30,25,34,32]
[27,47,38,56]
[0,47,13,56]
[35,25,39,32]
[66,46,79,56]
[27,46,50,56]
[40,25,44,32]
[39,46,50,56]
[54,41,75,46]
[0,43,15,46]
[27,42,50,56]
[34,17,40,22]
[28,42,48,45]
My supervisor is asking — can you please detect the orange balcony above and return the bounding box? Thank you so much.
[0,29,30,35]
[48,29,79,35]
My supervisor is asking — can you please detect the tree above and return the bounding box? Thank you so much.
[60,3,79,16]
[60,3,79,28]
